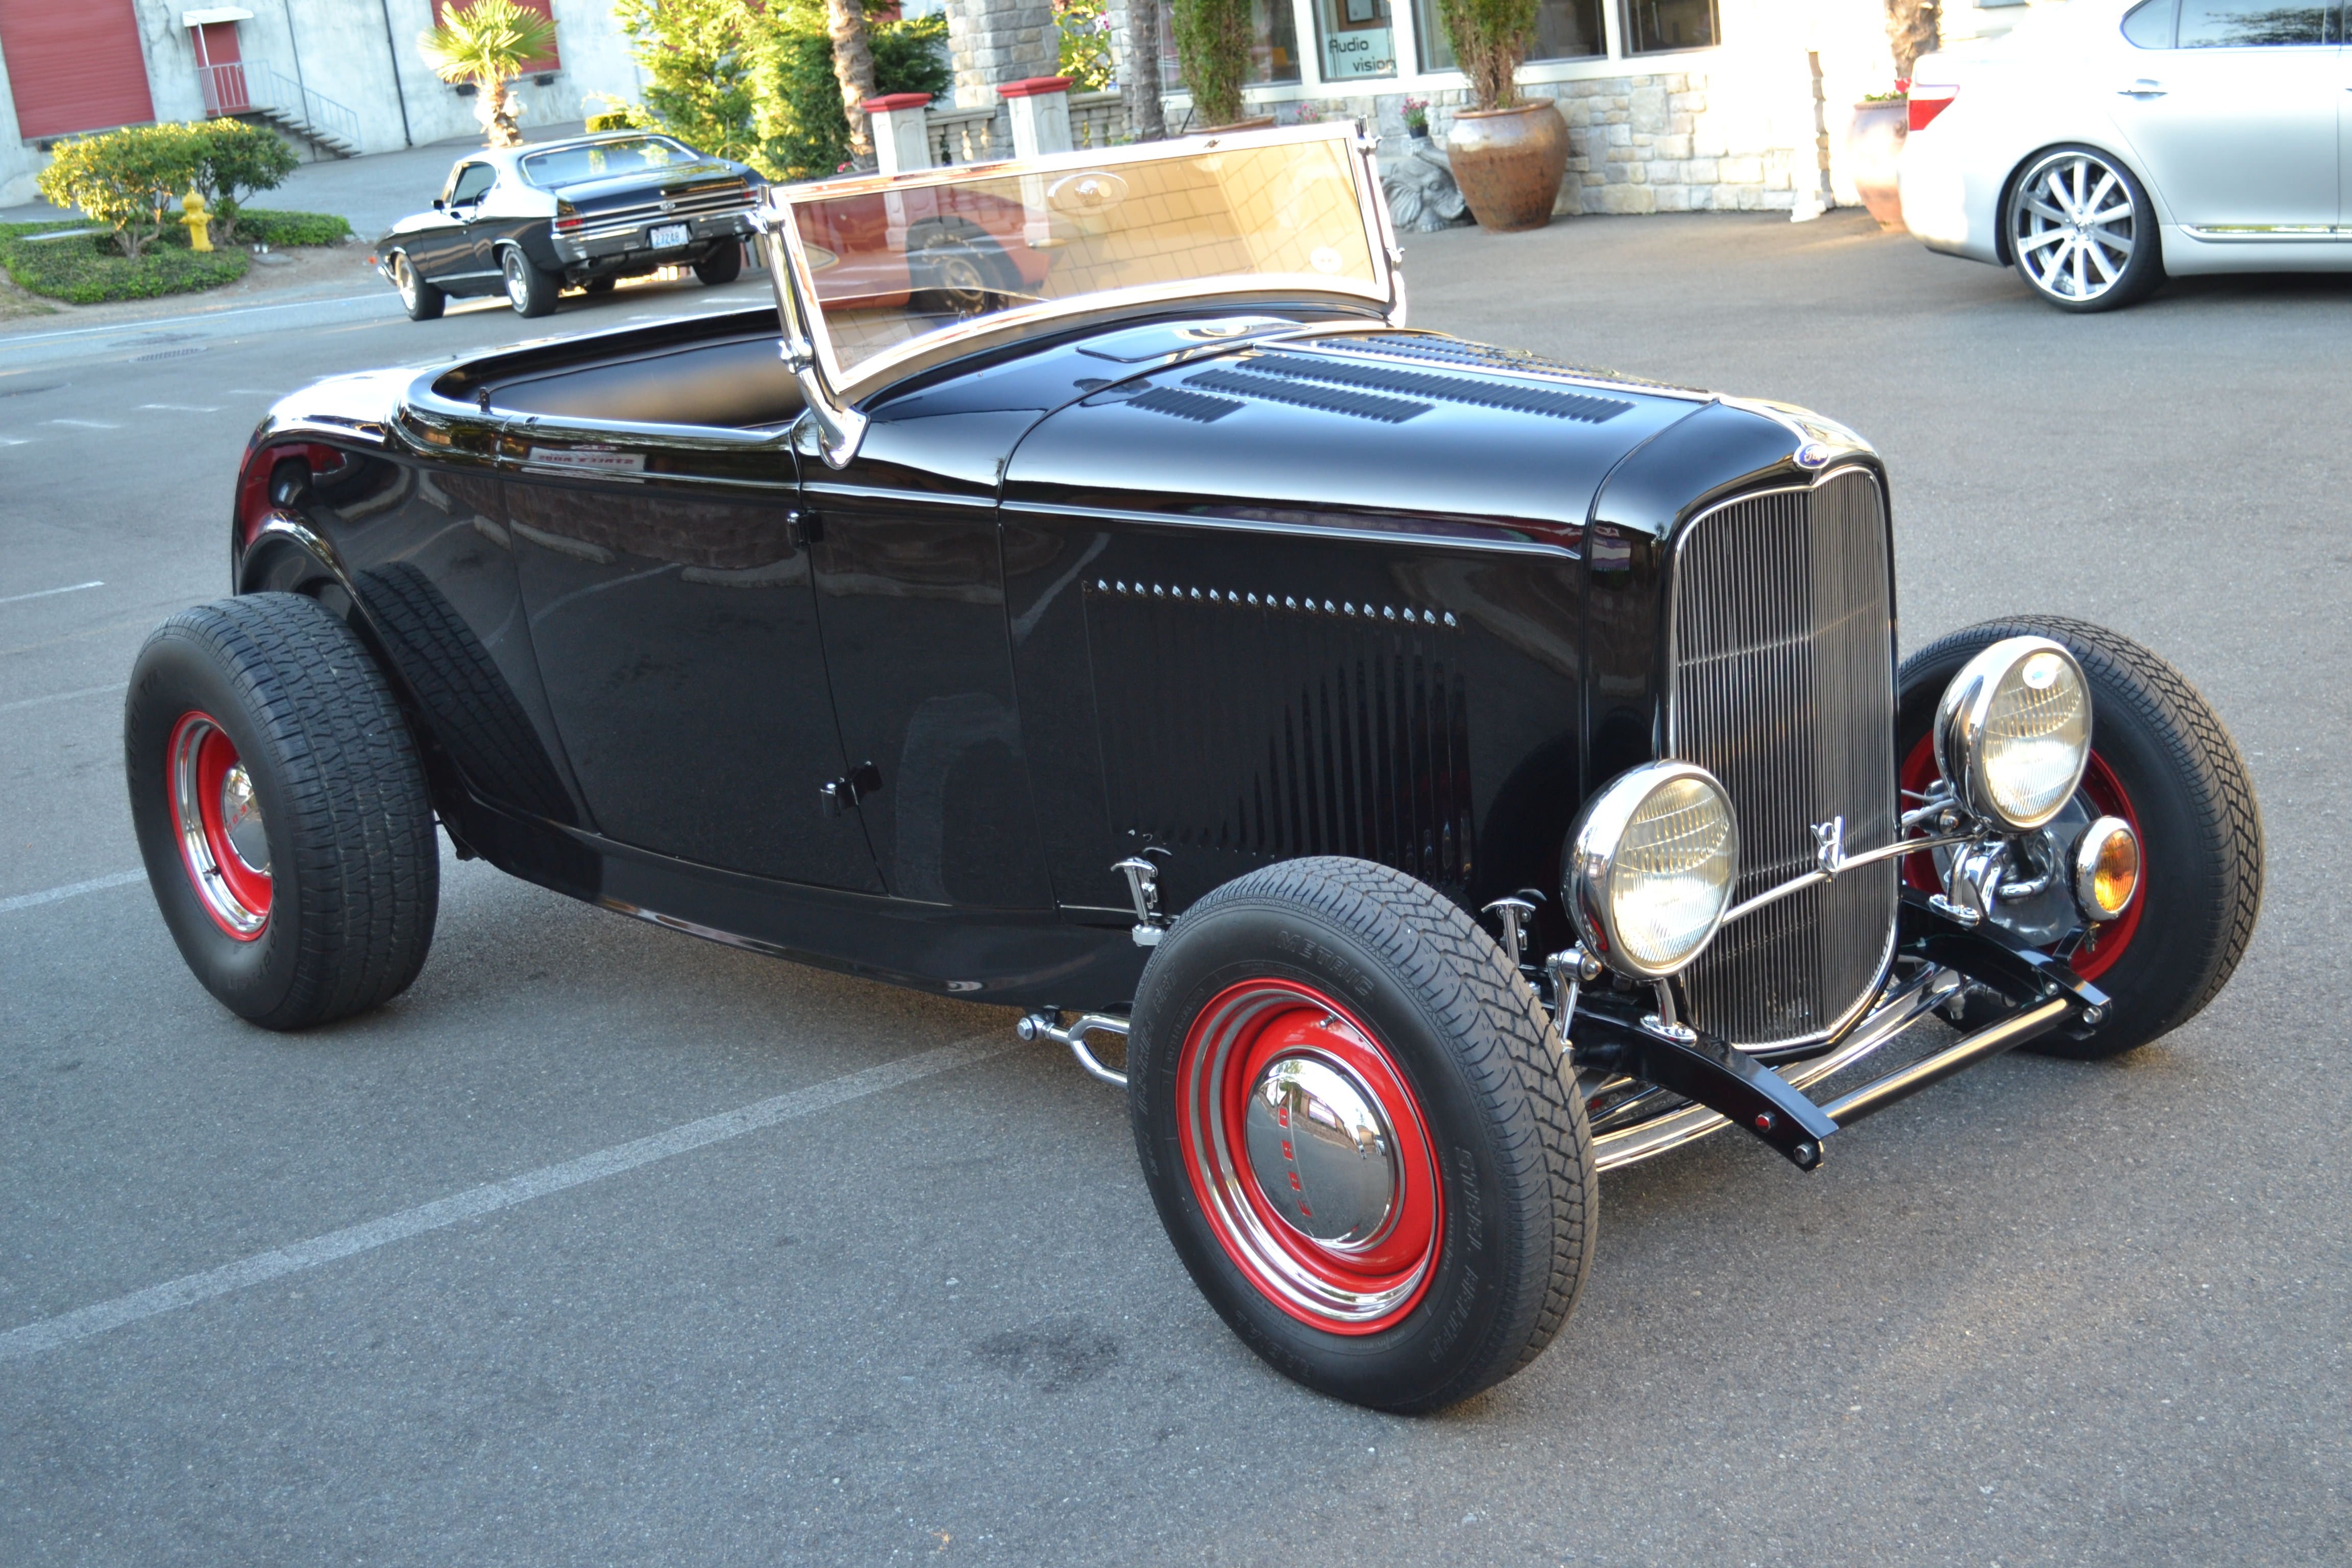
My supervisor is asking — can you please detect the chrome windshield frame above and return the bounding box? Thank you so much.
[758,122,1403,468]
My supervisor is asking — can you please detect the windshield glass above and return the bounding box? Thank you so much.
[778,131,1384,386]
[522,136,705,188]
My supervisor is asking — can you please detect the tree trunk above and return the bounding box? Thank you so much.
[826,0,881,167]
[1884,0,1941,82]
[1121,0,1166,141]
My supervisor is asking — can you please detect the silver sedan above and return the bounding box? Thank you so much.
[1899,0,2348,310]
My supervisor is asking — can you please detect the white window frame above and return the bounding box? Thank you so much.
[1159,0,1722,110]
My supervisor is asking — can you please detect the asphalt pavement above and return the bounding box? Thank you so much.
[2,211,2345,1566]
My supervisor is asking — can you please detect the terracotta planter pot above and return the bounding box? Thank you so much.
[1444,102,1569,232]
[1197,115,1278,135]
[1847,101,1907,231]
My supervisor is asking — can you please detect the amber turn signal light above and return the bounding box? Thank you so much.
[2071,816,2140,923]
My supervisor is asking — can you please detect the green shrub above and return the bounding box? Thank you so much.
[1438,0,1538,109]
[756,7,949,179]
[1171,0,1250,127]
[583,108,633,132]
[0,222,247,303]
[1056,0,1115,92]
[189,120,301,244]
[235,209,353,247]
[608,0,948,182]
[35,124,209,259]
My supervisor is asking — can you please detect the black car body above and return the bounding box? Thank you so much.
[374,132,760,316]
[145,126,2258,1410]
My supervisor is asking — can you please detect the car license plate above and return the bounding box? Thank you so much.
[650,223,691,249]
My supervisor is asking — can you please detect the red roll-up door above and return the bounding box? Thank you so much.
[430,0,561,71]
[0,0,155,139]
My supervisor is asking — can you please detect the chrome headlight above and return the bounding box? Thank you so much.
[1564,762,1741,980]
[1934,636,2092,831]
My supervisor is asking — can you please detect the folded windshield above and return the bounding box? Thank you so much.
[773,129,1389,389]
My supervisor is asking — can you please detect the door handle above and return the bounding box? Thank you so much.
[2117,80,2167,96]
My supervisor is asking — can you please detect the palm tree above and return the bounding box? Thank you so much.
[419,0,559,148]
[824,0,879,168]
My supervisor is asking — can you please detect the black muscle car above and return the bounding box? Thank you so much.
[372,132,762,321]
[133,125,2263,1411]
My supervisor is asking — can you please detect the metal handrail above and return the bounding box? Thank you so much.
[197,59,360,151]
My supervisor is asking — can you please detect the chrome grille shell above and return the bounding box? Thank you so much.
[1666,466,1898,1050]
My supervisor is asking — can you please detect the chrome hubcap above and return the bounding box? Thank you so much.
[1242,1052,1399,1247]
[504,254,528,307]
[2014,153,2135,301]
[218,762,270,875]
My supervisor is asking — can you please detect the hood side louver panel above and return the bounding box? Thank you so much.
[1083,579,1475,897]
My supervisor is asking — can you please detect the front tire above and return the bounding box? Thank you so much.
[391,252,445,321]
[1897,617,2261,1058]
[126,594,439,1030]
[501,246,560,317]
[1129,857,1596,1411]
[2005,145,2163,312]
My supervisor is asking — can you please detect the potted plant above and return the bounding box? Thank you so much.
[1438,0,1566,229]
[1847,82,1908,230]
[1172,0,1274,132]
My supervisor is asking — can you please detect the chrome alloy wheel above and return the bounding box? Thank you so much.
[393,253,420,309]
[2011,150,2138,304]
[502,249,532,310]
[167,712,272,939]
[1176,980,1442,1333]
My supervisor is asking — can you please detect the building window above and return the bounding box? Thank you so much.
[1163,0,1304,90]
[1412,0,1604,72]
[1622,0,1717,54]
[1314,0,1399,83]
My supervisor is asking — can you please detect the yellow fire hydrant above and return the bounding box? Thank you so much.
[181,190,212,253]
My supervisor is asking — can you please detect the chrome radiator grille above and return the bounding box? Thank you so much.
[1669,469,1898,1048]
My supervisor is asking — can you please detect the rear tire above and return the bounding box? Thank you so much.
[126,594,439,1030]
[1129,857,1596,1411]
[391,252,445,322]
[692,243,742,285]
[1897,617,2261,1058]
[2005,145,2163,312]
[501,246,560,317]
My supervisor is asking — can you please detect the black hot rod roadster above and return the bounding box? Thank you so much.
[129,125,2262,1411]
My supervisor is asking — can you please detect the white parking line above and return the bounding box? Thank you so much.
[0,1036,1013,1360]
[46,419,120,429]
[0,580,103,606]
[0,680,127,714]
[0,869,145,915]
[0,290,390,347]
[139,403,222,412]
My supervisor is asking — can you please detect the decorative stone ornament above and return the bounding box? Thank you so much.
[1380,135,1469,232]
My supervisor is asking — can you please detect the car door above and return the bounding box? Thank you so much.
[799,410,1054,910]
[424,160,500,287]
[2105,0,2338,232]
[504,405,885,893]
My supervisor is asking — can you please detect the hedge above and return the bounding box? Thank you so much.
[235,209,354,247]
[0,208,351,303]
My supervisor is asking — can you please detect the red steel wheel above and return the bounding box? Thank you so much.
[166,711,273,939]
[1896,617,2261,1060]
[1128,856,1596,1412]
[1175,979,1441,1334]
